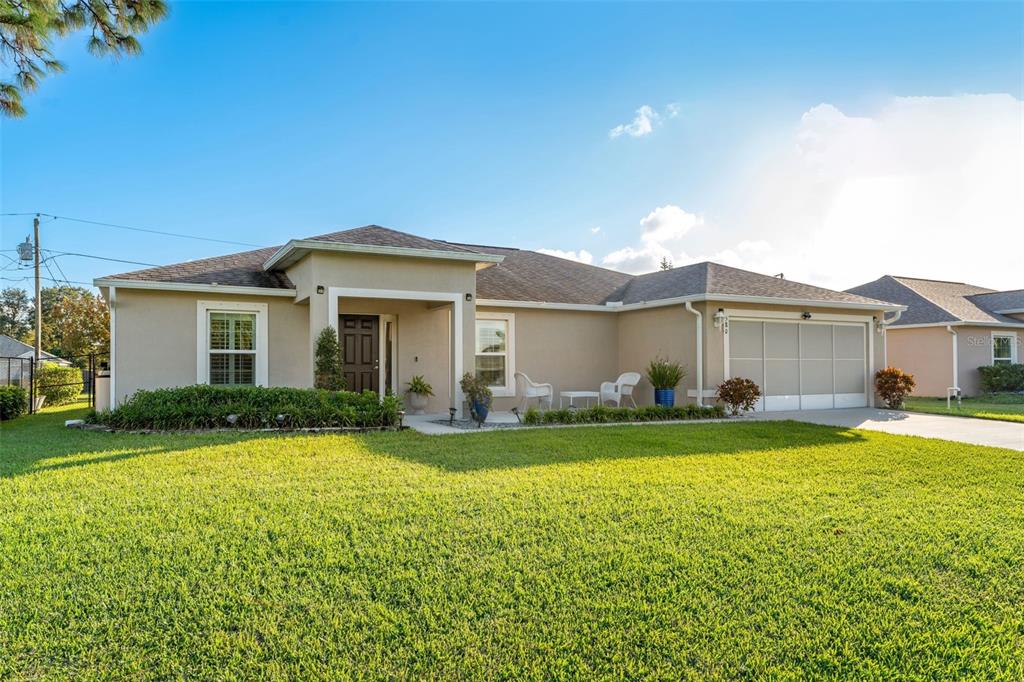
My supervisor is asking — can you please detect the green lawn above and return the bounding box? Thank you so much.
[2,405,1022,680]
[903,394,1024,423]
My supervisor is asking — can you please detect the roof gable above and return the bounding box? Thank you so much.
[846,276,1022,326]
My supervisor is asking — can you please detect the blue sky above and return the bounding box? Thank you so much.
[2,1,1022,292]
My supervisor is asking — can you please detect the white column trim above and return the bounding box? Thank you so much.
[108,286,116,408]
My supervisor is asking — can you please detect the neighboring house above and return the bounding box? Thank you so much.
[95,225,903,415]
[0,334,70,364]
[846,276,1024,396]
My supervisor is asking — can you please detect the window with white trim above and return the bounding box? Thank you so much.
[992,333,1017,365]
[475,312,515,396]
[197,301,268,387]
[209,312,256,385]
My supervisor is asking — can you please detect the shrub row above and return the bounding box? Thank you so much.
[91,385,402,430]
[522,403,725,426]
[978,364,1024,393]
[0,385,28,421]
[35,363,84,407]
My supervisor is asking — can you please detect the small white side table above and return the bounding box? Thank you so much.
[559,390,600,409]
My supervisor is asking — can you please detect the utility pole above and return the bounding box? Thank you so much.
[33,214,41,362]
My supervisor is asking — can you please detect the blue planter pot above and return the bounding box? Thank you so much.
[470,399,490,422]
[654,388,675,407]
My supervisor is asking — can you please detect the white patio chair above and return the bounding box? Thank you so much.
[515,371,553,412]
[600,372,641,408]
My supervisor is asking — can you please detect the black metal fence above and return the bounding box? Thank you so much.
[0,352,109,413]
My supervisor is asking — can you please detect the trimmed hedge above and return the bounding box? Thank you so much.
[0,385,28,421]
[977,364,1024,393]
[91,385,402,430]
[523,403,725,426]
[34,363,84,407]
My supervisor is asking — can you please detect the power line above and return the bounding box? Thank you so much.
[41,249,159,268]
[32,213,263,248]
[1,275,94,286]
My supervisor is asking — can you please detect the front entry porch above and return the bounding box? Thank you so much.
[321,287,475,418]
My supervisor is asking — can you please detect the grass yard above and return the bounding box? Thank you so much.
[903,394,1024,423]
[2,405,1023,680]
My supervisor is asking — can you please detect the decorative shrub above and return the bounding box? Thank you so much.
[460,373,492,406]
[0,385,28,421]
[977,364,1024,393]
[90,385,401,430]
[875,367,916,409]
[406,375,434,396]
[34,363,84,406]
[314,327,345,391]
[645,357,687,389]
[716,377,761,415]
[522,403,723,426]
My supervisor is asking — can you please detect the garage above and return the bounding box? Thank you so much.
[727,319,868,411]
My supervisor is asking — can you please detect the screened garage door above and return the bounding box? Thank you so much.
[728,320,868,411]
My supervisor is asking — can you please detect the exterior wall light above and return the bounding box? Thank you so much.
[801,312,812,320]
[316,285,325,295]
[465,293,473,301]
[713,308,727,330]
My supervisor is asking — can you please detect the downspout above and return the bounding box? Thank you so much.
[684,301,703,406]
[945,325,959,391]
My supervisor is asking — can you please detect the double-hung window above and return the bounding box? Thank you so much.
[475,312,515,396]
[992,333,1017,365]
[197,301,268,386]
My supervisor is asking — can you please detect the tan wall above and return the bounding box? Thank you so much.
[617,305,698,405]
[957,326,1021,395]
[112,288,309,405]
[476,307,621,411]
[885,327,953,397]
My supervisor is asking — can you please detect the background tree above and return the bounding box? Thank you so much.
[314,326,345,391]
[1,0,168,117]
[0,287,31,339]
[659,257,673,271]
[40,286,109,362]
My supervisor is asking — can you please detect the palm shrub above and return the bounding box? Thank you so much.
[875,367,916,408]
[646,357,686,389]
[314,327,345,390]
[34,363,83,406]
[0,385,28,420]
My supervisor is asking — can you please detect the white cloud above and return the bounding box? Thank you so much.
[590,226,602,234]
[602,205,706,273]
[609,105,659,139]
[666,102,681,118]
[537,248,594,265]
[731,94,1024,290]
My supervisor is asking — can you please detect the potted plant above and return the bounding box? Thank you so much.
[405,375,433,415]
[646,357,686,407]
[460,372,493,424]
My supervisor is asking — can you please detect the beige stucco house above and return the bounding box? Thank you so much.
[95,226,904,416]
[847,276,1023,397]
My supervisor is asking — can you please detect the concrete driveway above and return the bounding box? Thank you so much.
[749,408,1024,451]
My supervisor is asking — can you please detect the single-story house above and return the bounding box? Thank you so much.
[0,335,71,365]
[843,274,1019,395]
[846,276,1023,396]
[95,225,904,415]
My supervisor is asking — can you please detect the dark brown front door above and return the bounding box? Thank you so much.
[340,315,379,393]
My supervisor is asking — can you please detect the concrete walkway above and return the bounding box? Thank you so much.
[749,408,1024,451]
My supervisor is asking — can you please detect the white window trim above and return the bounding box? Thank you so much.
[196,301,269,386]
[992,331,1018,365]
[475,311,515,397]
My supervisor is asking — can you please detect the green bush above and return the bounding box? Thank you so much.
[314,327,346,390]
[0,385,28,420]
[977,364,1024,393]
[34,363,83,406]
[522,402,724,426]
[90,385,401,430]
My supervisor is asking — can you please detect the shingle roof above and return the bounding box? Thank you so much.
[610,262,888,306]
[846,276,1022,326]
[969,289,1024,313]
[102,246,294,289]
[0,334,65,361]
[101,225,898,309]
